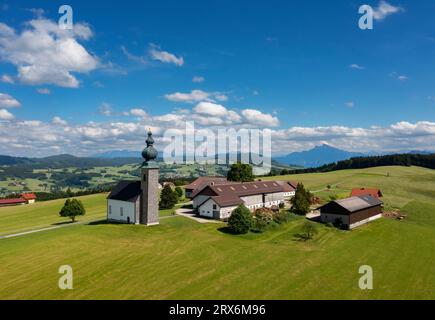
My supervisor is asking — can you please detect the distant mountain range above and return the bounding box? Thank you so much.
[273,144,433,168]
[0,154,141,169]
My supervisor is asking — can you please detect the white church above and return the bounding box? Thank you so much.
[106,131,160,226]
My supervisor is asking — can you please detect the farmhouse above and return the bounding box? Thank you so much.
[21,193,37,204]
[185,176,231,198]
[350,188,383,198]
[0,193,37,207]
[319,195,383,229]
[106,131,159,226]
[192,180,292,220]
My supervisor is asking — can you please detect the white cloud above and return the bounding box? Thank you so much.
[0,93,20,108]
[345,101,355,108]
[99,103,113,116]
[241,109,280,127]
[121,46,148,65]
[0,18,99,88]
[1,74,14,83]
[149,44,184,66]
[165,89,228,104]
[349,64,364,70]
[37,88,51,95]
[52,116,68,126]
[192,76,205,83]
[0,108,14,120]
[194,102,228,117]
[373,1,404,21]
[129,108,148,118]
[398,75,408,81]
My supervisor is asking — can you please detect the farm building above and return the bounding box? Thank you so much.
[319,195,383,229]
[184,176,231,198]
[21,193,37,204]
[350,188,383,198]
[0,193,37,207]
[192,181,293,220]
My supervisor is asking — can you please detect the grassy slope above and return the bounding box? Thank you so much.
[0,193,108,236]
[0,166,434,299]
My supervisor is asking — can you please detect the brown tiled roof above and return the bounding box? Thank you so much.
[185,176,229,191]
[350,188,383,198]
[196,180,286,208]
[276,181,296,192]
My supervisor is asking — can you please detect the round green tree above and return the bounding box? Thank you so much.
[228,204,253,234]
[227,162,254,182]
[59,198,86,222]
[159,184,178,210]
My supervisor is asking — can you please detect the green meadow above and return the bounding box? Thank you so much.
[0,166,434,299]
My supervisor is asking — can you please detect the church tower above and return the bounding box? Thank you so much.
[140,130,159,226]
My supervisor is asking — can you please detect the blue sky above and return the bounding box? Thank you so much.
[0,0,435,156]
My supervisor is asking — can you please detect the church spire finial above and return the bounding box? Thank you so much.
[142,130,158,166]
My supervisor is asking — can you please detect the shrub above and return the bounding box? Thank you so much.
[279,202,285,209]
[274,210,290,224]
[252,208,274,232]
[175,186,184,199]
[301,221,318,240]
[228,205,253,234]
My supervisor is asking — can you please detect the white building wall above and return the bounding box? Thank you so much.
[198,198,216,218]
[241,195,264,211]
[264,192,285,208]
[349,214,382,229]
[220,205,239,220]
[193,194,210,209]
[107,199,136,224]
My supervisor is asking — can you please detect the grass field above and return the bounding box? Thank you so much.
[0,166,434,299]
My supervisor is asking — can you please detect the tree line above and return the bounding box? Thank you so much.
[268,153,435,176]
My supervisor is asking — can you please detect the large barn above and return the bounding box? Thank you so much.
[319,195,383,229]
[192,180,295,220]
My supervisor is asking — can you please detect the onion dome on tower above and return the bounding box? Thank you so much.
[142,130,158,167]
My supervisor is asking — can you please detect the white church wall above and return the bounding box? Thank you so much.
[107,199,136,224]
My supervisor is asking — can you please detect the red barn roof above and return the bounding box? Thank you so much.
[21,193,37,200]
[350,188,383,198]
[0,198,27,205]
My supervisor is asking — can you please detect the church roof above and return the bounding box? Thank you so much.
[107,180,141,202]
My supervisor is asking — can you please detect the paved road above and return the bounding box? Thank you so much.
[175,207,222,224]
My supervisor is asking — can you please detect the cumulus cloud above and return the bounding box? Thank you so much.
[0,18,99,88]
[0,93,20,108]
[1,74,14,83]
[149,44,184,66]
[0,109,14,120]
[372,1,404,21]
[241,109,280,127]
[164,89,228,104]
[129,108,148,118]
[52,116,68,126]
